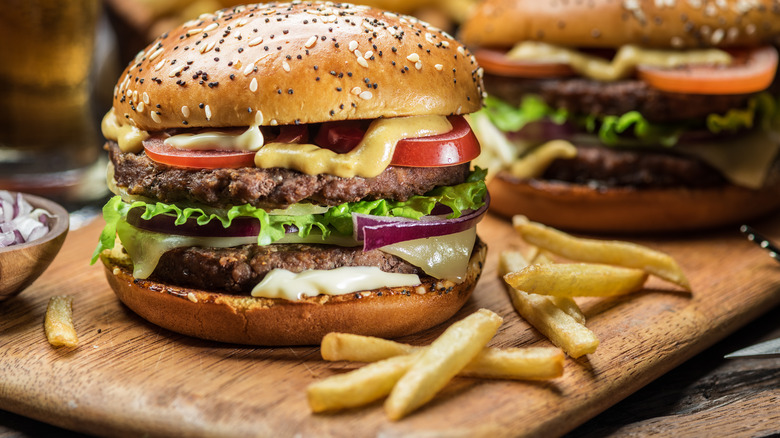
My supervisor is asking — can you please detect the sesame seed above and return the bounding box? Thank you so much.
[282,60,291,72]
[364,50,373,59]
[151,111,162,123]
[305,35,317,48]
[415,61,422,70]
[406,53,420,62]
[434,63,443,71]
[250,77,258,92]
[168,64,186,77]
[137,101,145,113]
[350,86,361,95]
[359,90,372,100]
[148,48,164,61]
[356,56,369,68]
[205,105,212,120]
[142,92,150,105]
[248,36,264,46]
[203,23,219,33]
[181,106,190,117]
[349,40,359,51]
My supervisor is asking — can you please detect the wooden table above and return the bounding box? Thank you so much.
[1,211,779,437]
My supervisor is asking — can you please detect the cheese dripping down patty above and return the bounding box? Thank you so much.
[101,109,452,178]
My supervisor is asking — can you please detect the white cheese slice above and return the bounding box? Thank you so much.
[680,129,780,189]
[251,267,420,300]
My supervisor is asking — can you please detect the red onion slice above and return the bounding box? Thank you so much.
[353,194,490,252]
[0,191,52,247]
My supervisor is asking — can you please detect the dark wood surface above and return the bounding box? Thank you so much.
[1,212,779,437]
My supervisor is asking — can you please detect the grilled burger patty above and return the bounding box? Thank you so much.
[149,238,485,294]
[543,143,726,188]
[484,73,756,123]
[108,142,472,209]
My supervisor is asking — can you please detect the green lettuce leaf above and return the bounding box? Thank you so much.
[91,169,488,264]
[481,93,780,148]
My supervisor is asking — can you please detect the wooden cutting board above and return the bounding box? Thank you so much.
[2,212,779,437]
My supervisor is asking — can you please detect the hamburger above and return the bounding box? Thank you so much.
[92,2,488,345]
[460,0,780,233]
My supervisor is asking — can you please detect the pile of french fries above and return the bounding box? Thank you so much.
[500,215,690,358]
[307,308,564,419]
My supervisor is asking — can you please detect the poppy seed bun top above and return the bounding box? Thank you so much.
[114,2,485,131]
[460,0,780,50]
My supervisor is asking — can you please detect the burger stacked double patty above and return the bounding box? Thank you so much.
[95,2,489,344]
[460,0,780,232]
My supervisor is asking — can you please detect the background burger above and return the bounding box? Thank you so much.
[93,2,488,345]
[461,0,780,233]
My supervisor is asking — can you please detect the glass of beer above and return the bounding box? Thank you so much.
[0,0,108,207]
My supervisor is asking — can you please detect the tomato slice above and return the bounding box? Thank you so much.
[143,137,256,169]
[637,46,779,95]
[392,116,481,167]
[473,48,576,78]
[143,125,308,169]
[314,120,369,153]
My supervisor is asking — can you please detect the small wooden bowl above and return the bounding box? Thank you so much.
[0,193,69,300]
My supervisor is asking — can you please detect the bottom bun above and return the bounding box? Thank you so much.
[489,173,780,233]
[100,240,486,345]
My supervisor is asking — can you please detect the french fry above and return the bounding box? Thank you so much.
[504,263,649,298]
[509,140,578,179]
[384,309,503,420]
[508,289,599,358]
[528,250,587,324]
[499,251,599,358]
[321,332,415,362]
[44,295,79,348]
[513,215,691,290]
[321,332,563,380]
[307,352,423,413]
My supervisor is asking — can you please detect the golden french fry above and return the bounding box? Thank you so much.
[307,352,423,413]
[499,251,598,358]
[508,288,599,358]
[44,295,79,348]
[528,249,587,324]
[321,332,416,362]
[513,215,690,290]
[322,332,563,380]
[384,309,503,420]
[505,263,648,297]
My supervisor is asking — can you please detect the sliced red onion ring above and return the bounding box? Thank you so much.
[0,191,52,248]
[353,193,490,252]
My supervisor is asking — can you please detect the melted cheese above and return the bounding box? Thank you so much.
[254,115,451,178]
[380,228,477,282]
[510,140,578,178]
[507,42,732,82]
[101,109,149,153]
[251,267,421,300]
[165,110,265,151]
[681,128,780,189]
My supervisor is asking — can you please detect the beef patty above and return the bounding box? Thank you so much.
[541,143,727,188]
[108,141,471,209]
[485,73,756,123]
[149,238,485,294]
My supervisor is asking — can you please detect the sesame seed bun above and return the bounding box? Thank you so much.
[115,2,484,131]
[100,240,486,346]
[460,0,780,49]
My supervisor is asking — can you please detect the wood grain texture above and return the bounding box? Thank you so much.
[1,212,780,437]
